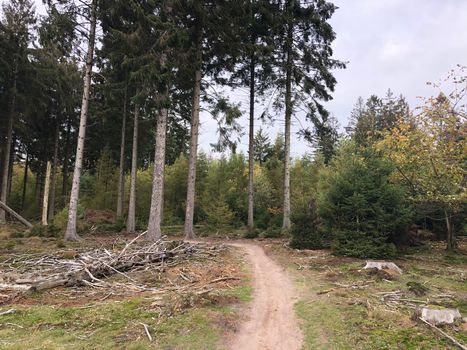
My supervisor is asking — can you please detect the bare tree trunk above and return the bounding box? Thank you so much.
[184,26,203,239]
[21,152,29,212]
[7,136,15,201]
[42,161,52,226]
[61,116,71,207]
[0,201,33,229]
[282,6,293,231]
[34,168,41,205]
[117,84,128,218]
[0,60,17,222]
[37,160,46,218]
[147,90,169,241]
[444,207,455,251]
[64,0,97,241]
[126,104,139,233]
[48,121,60,222]
[247,55,255,231]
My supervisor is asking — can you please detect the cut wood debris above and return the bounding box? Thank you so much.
[0,236,227,299]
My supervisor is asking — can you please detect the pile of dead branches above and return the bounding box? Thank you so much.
[0,234,225,295]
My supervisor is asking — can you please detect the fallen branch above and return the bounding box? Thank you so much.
[317,288,334,295]
[0,283,31,291]
[208,277,241,284]
[418,317,467,350]
[140,322,152,342]
[0,201,33,229]
[0,308,16,316]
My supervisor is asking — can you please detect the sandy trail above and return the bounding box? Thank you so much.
[228,242,303,350]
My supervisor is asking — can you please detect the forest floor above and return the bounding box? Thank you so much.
[0,229,253,349]
[0,226,466,349]
[261,238,467,349]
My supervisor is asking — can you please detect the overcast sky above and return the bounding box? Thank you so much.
[7,0,467,157]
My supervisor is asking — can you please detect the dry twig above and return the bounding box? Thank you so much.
[418,317,467,350]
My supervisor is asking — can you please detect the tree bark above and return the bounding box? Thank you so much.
[42,161,52,226]
[61,115,71,207]
[0,60,17,222]
[247,54,255,231]
[48,121,60,222]
[147,94,168,241]
[126,103,139,233]
[64,0,97,241]
[184,25,203,239]
[117,84,128,218]
[7,135,15,201]
[282,5,293,231]
[21,152,29,212]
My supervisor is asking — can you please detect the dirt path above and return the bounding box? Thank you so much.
[228,242,303,350]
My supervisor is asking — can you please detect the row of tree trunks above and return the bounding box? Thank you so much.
[0,59,17,222]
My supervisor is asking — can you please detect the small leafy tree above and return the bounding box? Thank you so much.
[376,68,466,251]
[318,142,412,258]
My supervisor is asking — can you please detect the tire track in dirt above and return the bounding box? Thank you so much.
[228,242,303,350]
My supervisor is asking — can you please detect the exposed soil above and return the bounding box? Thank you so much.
[228,242,303,350]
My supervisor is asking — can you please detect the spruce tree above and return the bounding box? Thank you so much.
[276,0,345,230]
[180,0,245,239]
[228,0,278,231]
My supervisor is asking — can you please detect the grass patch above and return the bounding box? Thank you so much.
[0,234,253,350]
[295,297,456,350]
[265,240,466,350]
[220,285,253,303]
[0,297,236,349]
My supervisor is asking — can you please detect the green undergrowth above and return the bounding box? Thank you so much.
[271,242,467,349]
[0,286,252,350]
[295,298,456,349]
[220,285,253,303]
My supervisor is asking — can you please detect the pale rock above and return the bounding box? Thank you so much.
[420,308,462,326]
[363,261,403,274]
